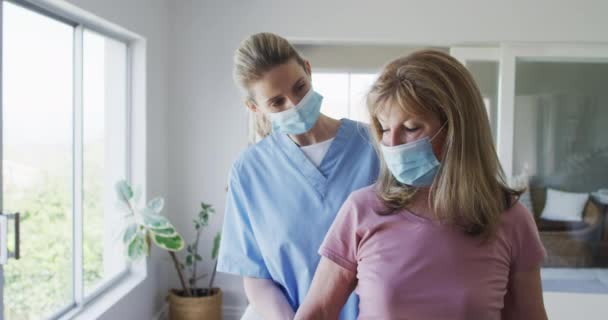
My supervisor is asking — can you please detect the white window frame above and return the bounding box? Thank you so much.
[312,68,378,122]
[0,0,148,319]
[450,44,608,178]
[313,68,378,113]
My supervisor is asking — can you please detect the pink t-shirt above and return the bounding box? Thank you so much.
[319,184,546,320]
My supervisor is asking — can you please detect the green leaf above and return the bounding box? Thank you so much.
[115,180,133,202]
[123,223,138,244]
[146,197,164,214]
[152,233,184,252]
[127,232,145,260]
[195,254,202,261]
[115,201,132,215]
[149,226,177,237]
[186,255,193,266]
[212,232,221,259]
[142,212,171,229]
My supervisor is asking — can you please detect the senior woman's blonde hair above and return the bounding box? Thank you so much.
[367,49,521,239]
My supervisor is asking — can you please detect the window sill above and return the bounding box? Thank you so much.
[544,291,608,320]
[58,258,147,320]
[541,268,608,294]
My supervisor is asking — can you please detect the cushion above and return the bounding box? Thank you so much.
[540,188,589,222]
[537,218,589,231]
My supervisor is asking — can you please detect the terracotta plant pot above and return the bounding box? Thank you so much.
[168,288,222,320]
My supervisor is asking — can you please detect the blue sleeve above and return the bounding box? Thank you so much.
[216,165,272,279]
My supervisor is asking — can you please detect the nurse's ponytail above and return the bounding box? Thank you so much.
[233,33,308,138]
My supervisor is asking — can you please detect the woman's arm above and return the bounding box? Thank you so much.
[294,257,357,320]
[243,277,295,320]
[502,268,548,320]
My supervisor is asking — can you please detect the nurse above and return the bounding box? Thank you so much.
[216,32,379,319]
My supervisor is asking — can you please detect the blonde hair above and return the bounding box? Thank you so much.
[367,49,521,239]
[233,32,308,138]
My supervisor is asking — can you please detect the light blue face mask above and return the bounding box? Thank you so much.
[380,124,446,187]
[266,88,323,135]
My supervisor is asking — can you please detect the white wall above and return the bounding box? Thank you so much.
[167,0,608,318]
[63,0,171,319]
[295,44,448,71]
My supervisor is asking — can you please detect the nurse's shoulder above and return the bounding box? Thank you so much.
[348,120,376,146]
[337,184,386,224]
[229,134,276,178]
[343,119,380,168]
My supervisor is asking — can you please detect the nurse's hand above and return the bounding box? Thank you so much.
[294,257,357,320]
[243,277,295,320]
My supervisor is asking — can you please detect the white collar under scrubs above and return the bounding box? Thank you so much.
[217,118,379,320]
[300,137,335,167]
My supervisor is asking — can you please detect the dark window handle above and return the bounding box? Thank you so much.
[1,212,20,264]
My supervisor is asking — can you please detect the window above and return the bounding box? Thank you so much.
[458,45,608,299]
[3,2,74,317]
[1,1,143,319]
[82,29,128,296]
[512,60,608,292]
[312,72,378,123]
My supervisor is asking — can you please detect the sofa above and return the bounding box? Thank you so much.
[528,187,603,267]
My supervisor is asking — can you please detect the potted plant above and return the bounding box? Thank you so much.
[116,180,222,320]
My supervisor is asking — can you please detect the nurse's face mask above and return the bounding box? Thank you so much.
[249,59,323,135]
[266,88,323,135]
[378,106,446,187]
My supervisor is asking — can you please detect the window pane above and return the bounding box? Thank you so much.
[82,30,128,296]
[2,2,74,318]
[513,60,608,292]
[312,73,349,120]
[349,73,377,124]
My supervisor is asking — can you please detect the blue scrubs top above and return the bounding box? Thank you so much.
[217,119,379,319]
